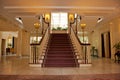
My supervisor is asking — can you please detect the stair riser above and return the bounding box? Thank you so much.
[43,34,78,67]
[46,56,74,58]
[46,52,74,54]
[45,61,76,63]
[48,48,72,51]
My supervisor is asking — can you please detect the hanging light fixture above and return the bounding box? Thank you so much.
[34,23,40,29]
[80,23,86,43]
[34,22,40,43]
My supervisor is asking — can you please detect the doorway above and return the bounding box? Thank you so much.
[101,34,105,57]
[14,37,17,54]
[1,39,6,56]
[101,32,111,58]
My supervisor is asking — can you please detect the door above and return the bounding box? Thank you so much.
[14,37,17,54]
[108,32,111,58]
[1,39,6,56]
[101,32,111,58]
[101,34,105,57]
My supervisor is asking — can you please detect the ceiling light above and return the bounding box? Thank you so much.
[97,18,103,23]
[15,17,23,24]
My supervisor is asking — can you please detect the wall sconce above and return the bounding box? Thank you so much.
[69,13,74,23]
[44,13,50,23]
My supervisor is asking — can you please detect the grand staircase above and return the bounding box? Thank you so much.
[42,34,79,67]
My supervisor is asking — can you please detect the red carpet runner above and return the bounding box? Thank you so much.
[43,34,79,67]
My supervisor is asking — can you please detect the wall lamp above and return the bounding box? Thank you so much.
[43,13,50,24]
[69,13,82,25]
[69,13,75,24]
[69,13,82,34]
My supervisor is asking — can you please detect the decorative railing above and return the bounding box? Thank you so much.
[70,27,91,64]
[30,27,50,64]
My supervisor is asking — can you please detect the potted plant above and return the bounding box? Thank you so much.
[113,41,120,52]
[62,28,67,30]
[57,27,62,30]
[91,46,98,57]
[113,42,120,62]
[52,27,56,30]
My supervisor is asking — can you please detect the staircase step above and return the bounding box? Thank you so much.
[50,44,71,45]
[45,56,74,58]
[47,50,73,54]
[45,54,75,57]
[48,46,71,47]
[48,48,72,51]
[43,34,78,67]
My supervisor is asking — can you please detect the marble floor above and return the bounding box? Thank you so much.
[0,56,120,75]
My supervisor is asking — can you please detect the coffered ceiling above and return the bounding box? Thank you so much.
[0,0,120,32]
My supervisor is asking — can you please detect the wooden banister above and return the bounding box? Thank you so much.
[70,26,91,64]
[30,27,50,64]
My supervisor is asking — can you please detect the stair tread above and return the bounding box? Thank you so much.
[46,55,74,56]
[43,34,78,67]
[44,62,76,64]
[45,57,76,59]
[44,63,76,65]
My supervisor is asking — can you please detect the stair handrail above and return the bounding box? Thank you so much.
[68,35,79,67]
[70,27,91,64]
[30,27,50,64]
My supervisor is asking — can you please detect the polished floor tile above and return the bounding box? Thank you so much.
[0,56,120,75]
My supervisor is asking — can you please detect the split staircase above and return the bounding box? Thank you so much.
[30,27,91,67]
[43,34,79,67]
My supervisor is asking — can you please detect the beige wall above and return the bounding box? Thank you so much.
[90,24,110,57]
[0,16,31,57]
[17,29,30,57]
[0,32,2,59]
[90,16,120,59]
[110,17,120,59]
[21,30,30,56]
[17,29,22,56]
[0,16,19,31]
